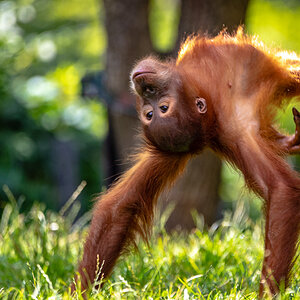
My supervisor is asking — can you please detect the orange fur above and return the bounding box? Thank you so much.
[75,28,300,296]
[176,30,300,295]
[76,147,190,289]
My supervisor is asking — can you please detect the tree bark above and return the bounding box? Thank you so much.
[162,150,221,230]
[102,0,152,174]
[104,0,152,95]
[51,138,79,209]
[177,0,249,46]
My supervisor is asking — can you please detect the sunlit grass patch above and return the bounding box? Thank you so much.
[0,186,299,299]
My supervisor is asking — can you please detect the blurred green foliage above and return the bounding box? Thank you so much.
[247,0,300,134]
[0,0,107,211]
[247,0,300,52]
[149,0,180,52]
[0,0,106,135]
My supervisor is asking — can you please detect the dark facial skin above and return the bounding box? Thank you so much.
[131,57,207,153]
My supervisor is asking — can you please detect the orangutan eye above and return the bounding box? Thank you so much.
[146,111,153,120]
[160,105,168,113]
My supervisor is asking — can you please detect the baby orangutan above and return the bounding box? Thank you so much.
[75,29,300,296]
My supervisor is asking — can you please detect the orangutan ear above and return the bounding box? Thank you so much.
[196,97,207,114]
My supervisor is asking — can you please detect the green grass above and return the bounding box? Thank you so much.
[0,186,299,299]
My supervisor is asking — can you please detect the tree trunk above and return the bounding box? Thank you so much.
[176,0,249,46]
[162,0,250,231]
[103,0,152,176]
[162,150,221,230]
[104,0,152,95]
[51,138,79,209]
